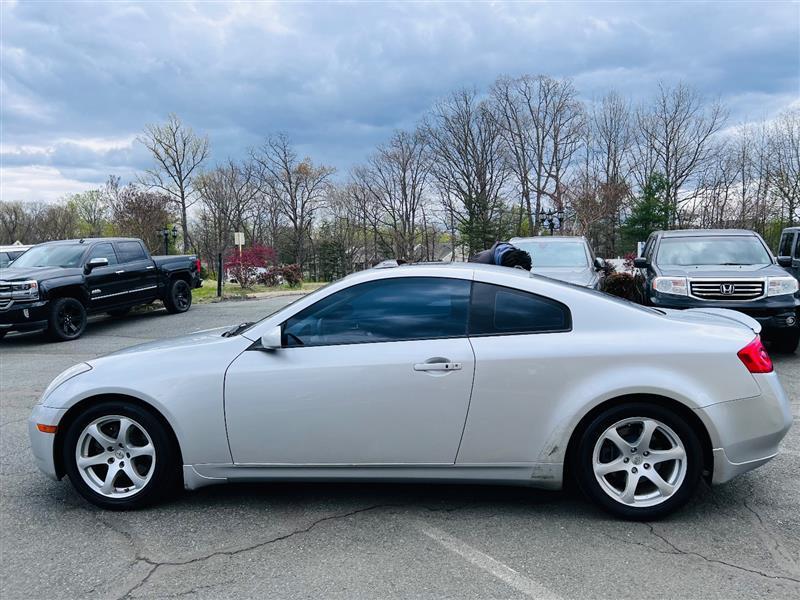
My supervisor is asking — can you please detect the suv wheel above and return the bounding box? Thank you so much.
[48,297,87,341]
[164,279,192,314]
[62,401,180,509]
[770,329,799,354]
[574,402,702,520]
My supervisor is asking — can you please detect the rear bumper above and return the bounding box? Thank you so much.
[695,372,792,484]
[0,300,50,333]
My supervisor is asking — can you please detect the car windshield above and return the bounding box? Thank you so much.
[656,236,771,266]
[10,244,86,268]
[514,241,588,268]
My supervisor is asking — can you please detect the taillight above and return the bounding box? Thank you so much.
[737,336,773,373]
[195,258,201,273]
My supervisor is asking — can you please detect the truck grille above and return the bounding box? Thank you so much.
[689,279,765,301]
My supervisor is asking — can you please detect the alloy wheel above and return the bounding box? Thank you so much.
[592,417,687,508]
[58,303,84,336]
[75,415,156,498]
[173,281,190,311]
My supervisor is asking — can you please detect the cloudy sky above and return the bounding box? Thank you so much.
[2,0,798,203]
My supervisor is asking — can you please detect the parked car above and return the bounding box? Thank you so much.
[634,229,800,353]
[0,244,32,268]
[0,238,202,341]
[510,236,606,288]
[29,263,791,519]
[777,226,800,284]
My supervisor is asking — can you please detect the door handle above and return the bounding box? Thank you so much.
[414,361,462,372]
[115,270,125,274]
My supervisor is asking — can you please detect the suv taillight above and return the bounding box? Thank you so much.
[737,336,773,373]
[195,258,202,273]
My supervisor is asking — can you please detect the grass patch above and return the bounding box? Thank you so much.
[193,280,327,303]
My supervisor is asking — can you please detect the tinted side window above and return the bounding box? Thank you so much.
[470,282,571,336]
[0,252,9,268]
[778,233,793,257]
[116,241,146,263]
[86,243,118,265]
[283,277,471,347]
[794,235,800,259]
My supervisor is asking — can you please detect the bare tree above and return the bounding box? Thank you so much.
[427,89,510,255]
[68,189,107,237]
[354,128,431,260]
[634,83,726,226]
[769,109,800,227]
[252,134,334,266]
[138,114,209,251]
[106,184,175,254]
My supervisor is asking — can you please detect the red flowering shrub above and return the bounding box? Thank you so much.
[280,264,303,288]
[224,245,276,289]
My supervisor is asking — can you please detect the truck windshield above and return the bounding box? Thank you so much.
[656,236,772,266]
[514,241,588,268]
[9,244,86,268]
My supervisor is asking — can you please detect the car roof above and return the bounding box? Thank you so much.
[345,261,533,281]
[782,227,800,233]
[34,238,141,245]
[511,236,587,243]
[656,229,758,238]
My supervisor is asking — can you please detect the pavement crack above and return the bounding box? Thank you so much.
[115,503,397,599]
[644,523,800,584]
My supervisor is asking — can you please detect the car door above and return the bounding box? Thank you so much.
[224,276,476,465]
[84,243,126,311]
[114,241,157,303]
[457,281,573,464]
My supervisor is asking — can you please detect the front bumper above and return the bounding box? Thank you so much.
[28,405,68,481]
[695,371,792,484]
[0,300,50,333]
[650,292,799,330]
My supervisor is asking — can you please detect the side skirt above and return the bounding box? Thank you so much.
[183,463,563,491]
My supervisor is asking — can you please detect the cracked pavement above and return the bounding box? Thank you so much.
[1,297,798,599]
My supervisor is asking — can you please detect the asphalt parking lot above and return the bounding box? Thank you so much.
[1,297,798,600]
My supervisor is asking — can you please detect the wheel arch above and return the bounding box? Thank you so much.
[53,393,184,481]
[562,393,714,487]
[46,284,89,305]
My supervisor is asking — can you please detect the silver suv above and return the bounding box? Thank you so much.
[511,236,606,289]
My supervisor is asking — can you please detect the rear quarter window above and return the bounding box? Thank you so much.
[116,241,147,262]
[469,282,571,336]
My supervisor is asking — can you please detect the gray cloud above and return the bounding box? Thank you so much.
[1,0,798,202]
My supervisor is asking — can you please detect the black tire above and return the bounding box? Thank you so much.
[62,401,181,510]
[164,278,192,314]
[769,329,799,354]
[48,297,87,341]
[107,307,132,318]
[574,402,703,520]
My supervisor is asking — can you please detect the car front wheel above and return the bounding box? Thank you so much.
[575,402,702,520]
[62,401,180,509]
[48,297,87,341]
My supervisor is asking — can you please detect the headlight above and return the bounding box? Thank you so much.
[653,277,688,296]
[767,277,799,297]
[0,280,39,301]
[40,363,92,404]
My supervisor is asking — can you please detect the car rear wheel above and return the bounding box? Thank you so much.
[575,402,702,520]
[164,278,192,314]
[48,297,87,341]
[63,401,180,510]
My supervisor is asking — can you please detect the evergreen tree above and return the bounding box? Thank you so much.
[622,173,670,250]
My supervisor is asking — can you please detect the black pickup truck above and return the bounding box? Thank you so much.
[0,238,201,341]
[634,229,800,353]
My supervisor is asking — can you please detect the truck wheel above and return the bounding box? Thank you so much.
[48,297,87,341]
[770,329,799,354]
[107,307,131,318]
[164,279,192,314]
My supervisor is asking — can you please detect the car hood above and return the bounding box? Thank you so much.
[0,265,83,281]
[655,263,785,278]
[92,326,239,362]
[532,267,597,287]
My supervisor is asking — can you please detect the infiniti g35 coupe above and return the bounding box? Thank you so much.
[29,263,792,519]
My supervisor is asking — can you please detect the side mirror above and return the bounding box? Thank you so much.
[633,257,648,269]
[777,256,792,268]
[260,326,283,350]
[85,257,108,273]
[593,257,606,271]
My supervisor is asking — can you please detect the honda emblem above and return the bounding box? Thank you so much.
[720,283,735,295]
